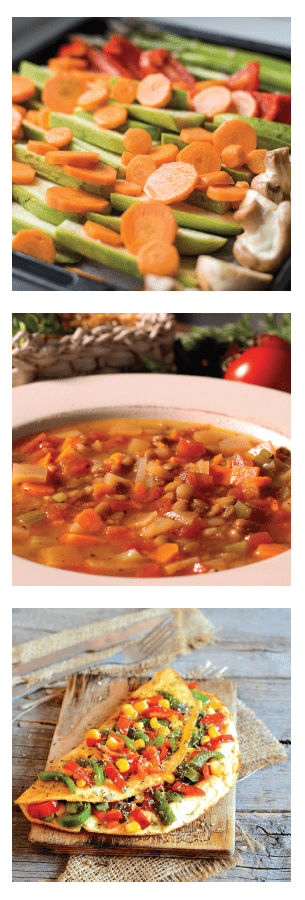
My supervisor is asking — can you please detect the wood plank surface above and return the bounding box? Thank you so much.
[12,608,290,881]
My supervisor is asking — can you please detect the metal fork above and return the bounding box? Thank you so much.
[113,615,178,663]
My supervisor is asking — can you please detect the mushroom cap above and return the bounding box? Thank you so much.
[195,255,273,290]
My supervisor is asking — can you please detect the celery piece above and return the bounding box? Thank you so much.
[17,510,45,526]
[234,501,252,520]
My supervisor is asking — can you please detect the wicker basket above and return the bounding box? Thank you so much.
[12,313,176,386]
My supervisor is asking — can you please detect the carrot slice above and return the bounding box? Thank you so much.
[111,78,137,104]
[44,150,100,168]
[77,84,109,111]
[12,108,23,138]
[26,140,58,156]
[47,57,89,72]
[120,199,177,255]
[113,181,143,197]
[136,73,173,109]
[24,110,41,125]
[180,127,214,144]
[144,161,198,204]
[192,86,232,118]
[253,543,288,559]
[221,144,248,169]
[82,220,123,246]
[12,228,56,263]
[42,73,90,114]
[150,144,179,167]
[93,105,127,129]
[137,240,180,277]
[123,128,153,155]
[213,119,257,155]
[178,141,221,175]
[12,104,26,118]
[45,127,73,147]
[230,181,250,209]
[126,155,156,189]
[152,542,179,563]
[75,508,103,532]
[189,80,227,98]
[197,171,235,191]
[12,160,36,185]
[246,148,267,174]
[230,90,258,117]
[12,73,36,103]
[39,108,51,130]
[45,186,110,214]
[206,185,249,203]
[62,162,117,186]
[121,151,136,167]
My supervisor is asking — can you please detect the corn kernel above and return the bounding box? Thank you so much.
[158,726,170,737]
[116,758,130,773]
[121,704,138,720]
[157,698,170,708]
[200,737,209,745]
[75,778,87,787]
[85,728,101,741]
[134,700,148,713]
[133,739,146,750]
[150,717,159,730]
[170,715,180,726]
[106,735,120,751]
[209,760,223,775]
[136,721,145,731]
[208,726,219,739]
[125,820,142,834]
[209,699,219,710]
[165,773,175,784]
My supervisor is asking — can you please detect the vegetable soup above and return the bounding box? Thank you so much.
[12,418,291,577]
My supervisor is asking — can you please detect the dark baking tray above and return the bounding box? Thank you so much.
[12,17,291,291]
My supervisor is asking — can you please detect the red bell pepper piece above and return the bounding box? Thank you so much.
[200,712,227,727]
[103,35,141,79]
[226,62,260,92]
[86,46,134,79]
[104,764,127,791]
[203,764,210,780]
[94,808,124,826]
[163,58,196,85]
[172,781,205,796]
[252,91,280,121]
[62,760,92,783]
[275,94,291,125]
[204,735,235,751]
[187,681,199,689]
[116,716,135,735]
[27,800,60,819]
[131,805,151,830]
[57,38,88,58]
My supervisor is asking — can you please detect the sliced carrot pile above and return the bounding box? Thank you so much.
[121,150,136,167]
[150,144,179,167]
[62,162,117,187]
[12,228,56,263]
[180,127,214,144]
[144,161,198,204]
[27,140,58,156]
[136,73,173,109]
[12,108,23,138]
[126,155,156,189]
[197,170,235,191]
[246,148,267,174]
[230,90,258,117]
[111,78,137,104]
[44,127,73,147]
[12,160,36,185]
[42,72,90,114]
[82,220,123,247]
[178,141,221,175]
[213,119,257,155]
[77,84,110,111]
[44,150,100,168]
[93,104,127,129]
[221,144,248,169]
[121,199,177,255]
[192,86,232,118]
[137,240,180,277]
[206,185,249,204]
[45,186,110,214]
[12,73,36,103]
[113,181,143,197]
[123,128,153,155]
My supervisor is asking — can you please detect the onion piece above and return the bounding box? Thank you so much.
[12,463,48,484]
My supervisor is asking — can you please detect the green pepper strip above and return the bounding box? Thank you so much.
[129,728,150,744]
[76,757,105,785]
[38,770,76,794]
[153,789,176,826]
[94,802,109,811]
[188,749,224,768]
[168,728,181,752]
[151,732,165,748]
[57,804,92,829]
[166,790,183,803]
[177,763,200,782]
[190,689,210,705]
[159,691,189,714]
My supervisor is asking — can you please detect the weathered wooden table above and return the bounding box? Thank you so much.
[12,608,290,882]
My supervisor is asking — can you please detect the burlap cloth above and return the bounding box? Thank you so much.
[13,609,286,882]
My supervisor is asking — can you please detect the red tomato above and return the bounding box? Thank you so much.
[27,800,60,819]
[224,338,291,392]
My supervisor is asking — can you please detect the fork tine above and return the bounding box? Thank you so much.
[123,619,178,662]
[135,618,174,652]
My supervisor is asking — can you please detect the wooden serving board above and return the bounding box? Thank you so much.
[29,675,237,858]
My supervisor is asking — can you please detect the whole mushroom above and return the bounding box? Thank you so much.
[195,255,273,290]
[251,147,291,204]
[233,189,291,273]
